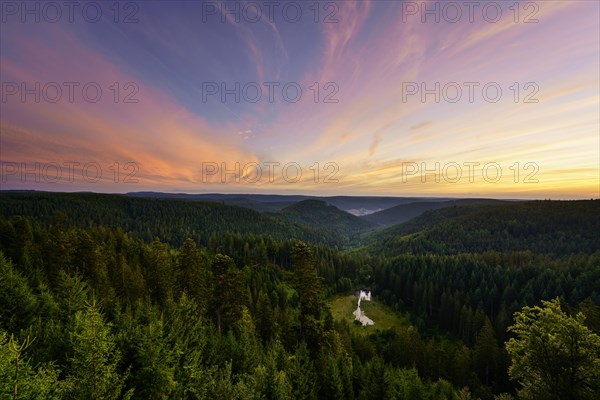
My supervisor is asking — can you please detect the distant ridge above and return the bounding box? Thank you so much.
[361,198,511,227]
[124,191,453,215]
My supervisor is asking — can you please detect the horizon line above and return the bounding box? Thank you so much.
[1,188,597,202]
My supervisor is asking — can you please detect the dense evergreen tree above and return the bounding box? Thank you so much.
[0,195,598,399]
[291,242,328,353]
[66,299,131,399]
[211,255,246,335]
[0,331,62,399]
[473,318,500,387]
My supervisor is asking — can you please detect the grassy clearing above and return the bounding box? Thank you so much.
[328,294,411,335]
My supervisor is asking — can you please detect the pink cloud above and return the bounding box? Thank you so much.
[1,25,257,190]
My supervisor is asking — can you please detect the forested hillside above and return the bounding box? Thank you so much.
[361,199,509,227]
[1,194,599,399]
[126,192,435,215]
[369,200,600,257]
[0,218,466,399]
[0,192,339,247]
[276,200,375,246]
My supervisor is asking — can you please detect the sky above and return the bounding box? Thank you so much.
[1,0,599,199]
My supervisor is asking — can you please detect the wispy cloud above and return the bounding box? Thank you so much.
[1,0,598,197]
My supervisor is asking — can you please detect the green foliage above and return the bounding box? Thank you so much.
[473,318,501,387]
[373,252,600,345]
[494,394,515,400]
[66,299,131,399]
[165,293,210,398]
[291,243,325,319]
[211,255,246,334]
[117,299,176,399]
[328,294,410,335]
[0,192,342,247]
[0,254,37,334]
[287,343,318,400]
[370,200,600,257]
[177,238,210,313]
[253,341,294,400]
[147,238,175,306]
[291,242,328,353]
[0,330,63,399]
[0,196,598,399]
[361,198,506,227]
[277,199,375,246]
[506,298,600,400]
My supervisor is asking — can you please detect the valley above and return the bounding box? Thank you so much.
[1,191,598,399]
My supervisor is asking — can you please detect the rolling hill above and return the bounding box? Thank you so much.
[368,200,600,257]
[275,199,376,246]
[0,192,337,246]
[126,191,451,215]
[361,198,510,227]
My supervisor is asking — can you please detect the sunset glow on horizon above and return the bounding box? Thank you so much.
[1,0,599,199]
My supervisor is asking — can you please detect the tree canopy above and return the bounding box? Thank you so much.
[507,298,600,400]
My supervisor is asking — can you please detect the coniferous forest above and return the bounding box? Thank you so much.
[0,192,599,399]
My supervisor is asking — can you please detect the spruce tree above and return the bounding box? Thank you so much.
[473,318,499,387]
[66,299,131,399]
[290,242,326,353]
[0,330,63,400]
[211,254,245,335]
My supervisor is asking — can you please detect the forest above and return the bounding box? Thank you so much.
[0,192,599,399]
